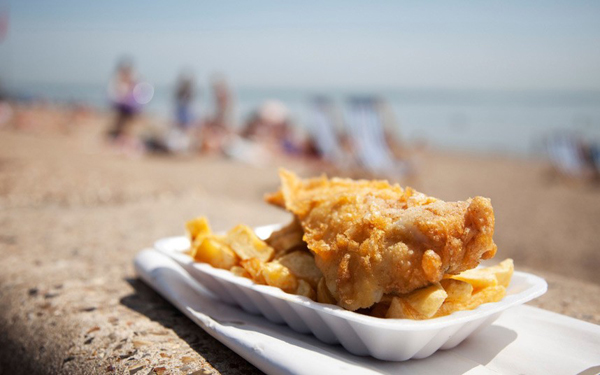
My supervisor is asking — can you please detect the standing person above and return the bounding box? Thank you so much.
[165,72,197,153]
[174,72,196,131]
[106,59,139,140]
[200,74,233,154]
[210,74,232,129]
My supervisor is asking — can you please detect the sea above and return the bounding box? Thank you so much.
[6,81,600,158]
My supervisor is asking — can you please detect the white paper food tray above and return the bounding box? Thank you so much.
[154,224,547,361]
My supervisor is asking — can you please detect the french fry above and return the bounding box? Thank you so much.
[386,297,418,319]
[446,259,514,292]
[230,266,251,279]
[405,283,448,318]
[369,301,391,318]
[434,300,466,317]
[266,219,306,258]
[440,278,473,302]
[186,217,213,256]
[240,258,266,284]
[192,235,239,270]
[317,278,337,305]
[435,266,508,318]
[387,283,448,319]
[486,259,514,288]
[435,284,506,317]
[226,224,274,262]
[277,251,322,288]
[295,279,316,300]
[261,262,298,293]
[446,268,498,290]
[186,217,211,242]
[467,285,506,309]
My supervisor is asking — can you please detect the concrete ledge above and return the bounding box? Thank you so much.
[1,130,599,374]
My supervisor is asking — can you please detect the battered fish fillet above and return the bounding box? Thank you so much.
[266,169,497,311]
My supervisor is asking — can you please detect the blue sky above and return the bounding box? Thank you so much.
[1,0,600,89]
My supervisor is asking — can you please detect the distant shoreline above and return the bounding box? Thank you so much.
[4,83,600,158]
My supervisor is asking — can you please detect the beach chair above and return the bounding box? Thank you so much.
[544,132,589,179]
[307,96,347,166]
[590,142,600,176]
[344,97,410,179]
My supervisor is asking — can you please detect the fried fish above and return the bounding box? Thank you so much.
[266,169,497,311]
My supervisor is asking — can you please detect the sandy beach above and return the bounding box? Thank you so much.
[1,109,599,373]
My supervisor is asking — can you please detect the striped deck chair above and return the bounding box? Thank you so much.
[344,97,409,179]
[307,96,347,166]
[544,132,588,178]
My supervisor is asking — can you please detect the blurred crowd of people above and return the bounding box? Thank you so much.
[104,60,415,180]
[0,59,416,181]
[105,60,303,161]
